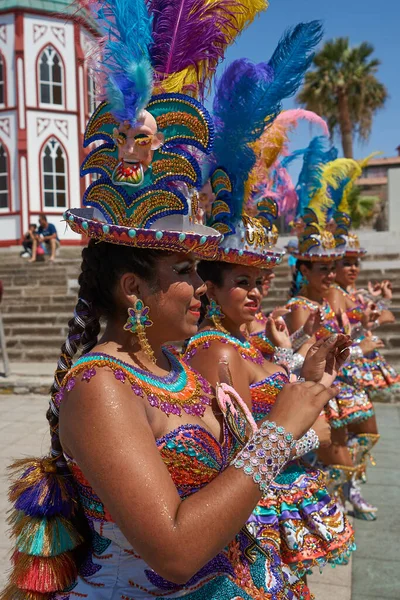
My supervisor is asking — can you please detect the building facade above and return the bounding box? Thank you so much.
[0,0,96,246]
[357,150,400,232]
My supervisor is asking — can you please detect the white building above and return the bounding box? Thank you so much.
[0,0,96,246]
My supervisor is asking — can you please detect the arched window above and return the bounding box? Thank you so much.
[38,46,64,106]
[0,142,9,209]
[87,69,96,114]
[0,54,5,106]
[42,138,67,208]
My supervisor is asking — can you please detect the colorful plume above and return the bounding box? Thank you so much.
[148,0,268,98]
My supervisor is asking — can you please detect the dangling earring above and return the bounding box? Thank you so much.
[205,299,226,332]
[124,298,156,363]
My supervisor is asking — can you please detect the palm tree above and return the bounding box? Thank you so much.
[296,38,387,158]
[347,185,379,228]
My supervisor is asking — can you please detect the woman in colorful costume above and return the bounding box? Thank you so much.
[1,2,340,600]
[332,227,400,401]
[245,109,331,361]
[184,28,355,577]
[284,140,378,520]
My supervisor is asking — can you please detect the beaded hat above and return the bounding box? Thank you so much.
[286,136,363,262]
[205,22,324,268]
[65,0,268,258]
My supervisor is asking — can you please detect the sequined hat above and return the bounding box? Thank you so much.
[65,0,269,258]
[286,136,365,262]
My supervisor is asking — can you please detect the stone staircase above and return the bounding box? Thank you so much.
[1,249,400,370]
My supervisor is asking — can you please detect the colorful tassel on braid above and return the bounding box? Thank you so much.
[0,585,52,600]
[1,457,87,599]
[11,551,77,592]
[8,458,78,518]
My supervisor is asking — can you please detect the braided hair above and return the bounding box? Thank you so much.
[289,259,312,298]
[47,240,169,471]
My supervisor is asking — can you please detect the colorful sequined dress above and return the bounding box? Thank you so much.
[53,350,311,600]
[184,332,355,576]
[286,296,374,428]
[333,284,400,399]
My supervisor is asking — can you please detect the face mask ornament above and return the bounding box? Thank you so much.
[112,110,165,188]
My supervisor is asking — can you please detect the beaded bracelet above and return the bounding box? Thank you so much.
[349,345,363,360]
[290,352,305,373]
[290,326,311,351]
[273,347,294,368]
[231,420,295,494]
[294,428,320,458]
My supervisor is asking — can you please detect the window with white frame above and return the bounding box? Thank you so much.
[42,138,67,208]
[87,69,96,114]
[0,142,9,209]
[0,54,5,106]
[39,46,64,106]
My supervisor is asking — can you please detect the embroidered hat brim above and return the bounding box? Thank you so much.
[64,208,221,260]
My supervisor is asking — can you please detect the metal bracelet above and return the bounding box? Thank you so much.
[294,428,320,458]
[290,326,311,351]
[231,420,295,494]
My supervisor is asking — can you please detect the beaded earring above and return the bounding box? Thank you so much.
[205,299,226,332]
[123,298,156,363]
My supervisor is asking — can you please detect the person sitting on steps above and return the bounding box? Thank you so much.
[29,214,60,263]
[20,223,37,258]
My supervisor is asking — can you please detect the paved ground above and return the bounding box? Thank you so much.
[0,396,399,598]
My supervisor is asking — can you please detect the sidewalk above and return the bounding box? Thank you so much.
[0,398,399,597]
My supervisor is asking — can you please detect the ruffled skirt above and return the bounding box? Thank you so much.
[247,460,355,576]
[325,380,375,428]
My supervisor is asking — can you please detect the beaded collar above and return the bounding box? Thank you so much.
[184,329,264,365]
[57,347,213,418]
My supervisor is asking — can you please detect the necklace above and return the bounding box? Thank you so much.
[185,330,264,365]
[63,347,213,417]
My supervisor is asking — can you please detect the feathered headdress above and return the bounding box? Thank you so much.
[64,0,268,257]
[286,137,363,261]
[332,152,382,257]
[206,21,324,267]
[245,108,329,221]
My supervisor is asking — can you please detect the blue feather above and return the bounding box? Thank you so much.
[267,21,324,116]
[87,0,154,123]
[210,21,323,224]
[294,136,333,218]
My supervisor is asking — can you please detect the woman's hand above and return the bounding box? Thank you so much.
[268,382,338,440]
[363,301,381,328]
[303,310,322,337]
[367,281,383,298]
[300,334,351,385]
[311,415,331,448]
[270,307,290,320]
[265,316,292,349]
[360,334,385,354]
[381,280,393,301]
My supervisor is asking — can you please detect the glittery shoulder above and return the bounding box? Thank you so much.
[184,329,264,365]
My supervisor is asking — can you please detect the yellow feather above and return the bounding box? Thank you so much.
[154,1,268,97]
[310,159,361,227]
[337,153,382,213]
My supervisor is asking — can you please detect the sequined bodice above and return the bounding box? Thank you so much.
[57,353,309,599]
[250,372,289,422]
[332,283,364,324]
[286,296,340,339]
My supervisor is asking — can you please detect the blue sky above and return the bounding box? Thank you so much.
[213,0,400,162]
